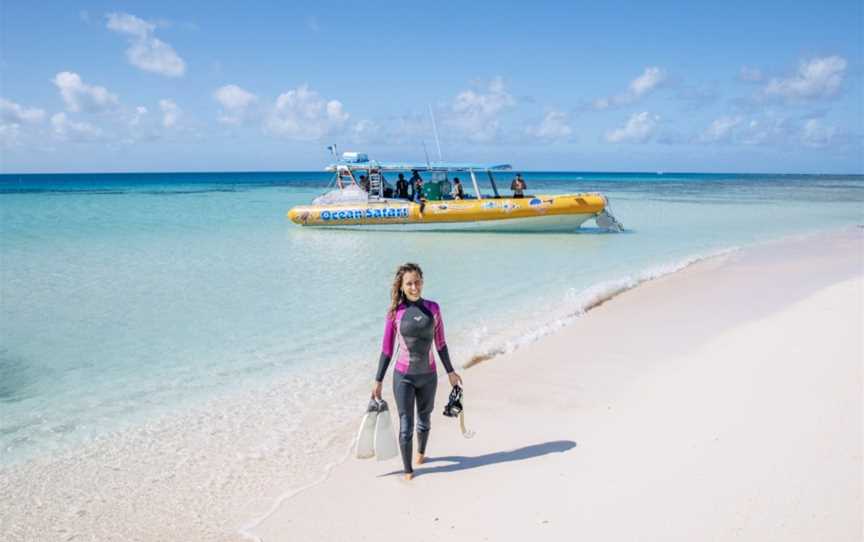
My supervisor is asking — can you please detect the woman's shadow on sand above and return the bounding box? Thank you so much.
[380,440,576,478]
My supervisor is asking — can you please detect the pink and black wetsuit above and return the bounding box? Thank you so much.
[376,298,454,473]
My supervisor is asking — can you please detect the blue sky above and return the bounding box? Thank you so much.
[1,1,861,173]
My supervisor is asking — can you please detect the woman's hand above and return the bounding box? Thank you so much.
[371,381,383,400]
[448,372,463,387]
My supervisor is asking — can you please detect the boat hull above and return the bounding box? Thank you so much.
[287,193,606,232]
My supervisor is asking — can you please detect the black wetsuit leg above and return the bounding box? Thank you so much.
[415,374,437,455]
[393,371,416,473]
[393,371,438,473]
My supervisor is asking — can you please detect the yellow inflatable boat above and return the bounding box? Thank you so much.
[287,154,623,232]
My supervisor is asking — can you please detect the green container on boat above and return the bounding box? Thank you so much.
[422,182,441,201]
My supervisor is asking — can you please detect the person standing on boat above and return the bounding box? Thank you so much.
[410,170,427,215]
[395,173,410,200]
[373,263,462,480]
[451,178,465,199]
[409,170,424,202]
[510,173,527,198]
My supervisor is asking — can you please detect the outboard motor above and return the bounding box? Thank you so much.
[595,195,624,232]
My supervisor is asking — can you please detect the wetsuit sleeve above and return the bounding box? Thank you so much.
[375,312,397,382]
[434,307,455,374]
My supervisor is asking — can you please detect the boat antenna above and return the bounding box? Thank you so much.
[428,105,443,163]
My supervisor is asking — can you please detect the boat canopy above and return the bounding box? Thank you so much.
[323,151,512,200]
[325,160,512,173]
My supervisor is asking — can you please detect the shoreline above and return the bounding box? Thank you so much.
[463,226,855,368]
[249,227,862,541]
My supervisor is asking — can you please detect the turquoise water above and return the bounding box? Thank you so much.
[1,171,862,465]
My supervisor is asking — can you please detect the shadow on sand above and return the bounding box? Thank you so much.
[380,440,577,478]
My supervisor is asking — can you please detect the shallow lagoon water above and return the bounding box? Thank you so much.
[1,171,862,465]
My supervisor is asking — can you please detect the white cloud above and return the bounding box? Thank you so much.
[699,115,744,143]
[53,72,119,113]
[630,67,665,96]
[605,112,659,143]
[127,39,186,77]
[106,12,153,37]
[106,12,186,77]
[265,85,349,140]
[214,84,257,125]
[800,118,836,148]
[738,116,789,146]
[159,99,181,128]
[50,112,102,141]
[0,98,46,124]
[763,56,846,101]
[526,110,572,141]
[445,76,516,142]
[593,67,666,109]
[695,113,836,148]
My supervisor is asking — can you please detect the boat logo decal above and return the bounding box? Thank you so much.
[482,201,497,209]
[529,197,554,213]
[320,207,409,221]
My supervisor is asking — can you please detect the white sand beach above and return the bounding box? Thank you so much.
[249,229,863,542]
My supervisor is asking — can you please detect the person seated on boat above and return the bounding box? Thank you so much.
[395,173,410,199]
[451,178,465,200]
[510,173,527,199]
[359,175,370,192]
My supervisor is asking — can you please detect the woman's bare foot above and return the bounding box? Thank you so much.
[416,453,425,465]
[404,472,414,481]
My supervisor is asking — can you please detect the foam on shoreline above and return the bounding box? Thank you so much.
[464,245,739,368]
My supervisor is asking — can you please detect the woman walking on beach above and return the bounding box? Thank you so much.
[373,263,462,480]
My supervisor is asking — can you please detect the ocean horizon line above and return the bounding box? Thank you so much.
[2,169,862,178]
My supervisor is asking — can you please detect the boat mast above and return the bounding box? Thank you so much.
[429,105,443,162]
